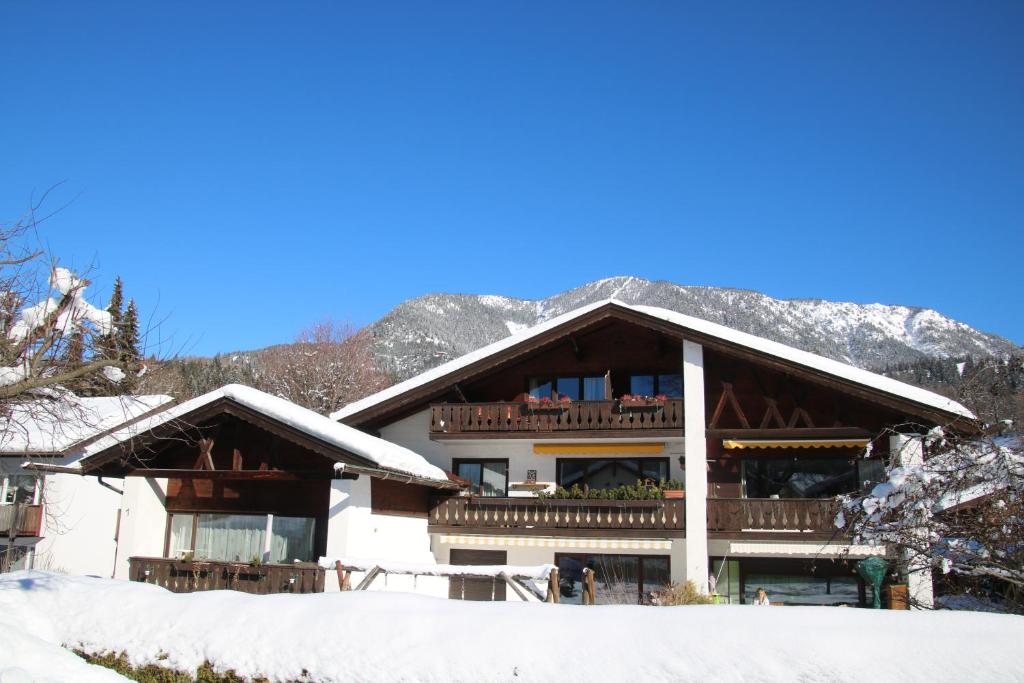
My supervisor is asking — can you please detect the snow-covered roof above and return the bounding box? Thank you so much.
[0,394,174,456]
[83,384,447,482]
[332,299,975,422]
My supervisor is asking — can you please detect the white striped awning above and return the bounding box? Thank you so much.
[437,535,673,551]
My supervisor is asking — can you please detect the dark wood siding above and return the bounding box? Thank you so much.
[370,478,431,518]
[448,549,508,601]
[165,478,329,517]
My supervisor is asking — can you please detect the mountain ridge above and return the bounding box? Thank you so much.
[368,276,1018,381]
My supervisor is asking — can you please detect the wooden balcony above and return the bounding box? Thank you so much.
[429,496,685,536]
[429,399,684,439]
[706,498,843,537]
[128,556,325,594]
[0,504,43,537]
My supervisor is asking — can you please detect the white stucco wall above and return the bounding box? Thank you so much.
[2,459,122,577]
[378,409,685,491]
[33,466,122,577]
[322,476,448,596]
[111,477,168,580]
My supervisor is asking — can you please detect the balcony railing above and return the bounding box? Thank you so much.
[430,399,684,436]
[0,504,43,537]
[706,498,842,534]
[128,557,325,594]
[430,496,685,533]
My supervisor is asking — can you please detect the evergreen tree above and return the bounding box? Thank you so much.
[119,298,141,365]
[61,329,85,366]
[100,276,125,359]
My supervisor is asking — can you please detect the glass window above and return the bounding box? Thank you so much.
[168,514,194,558]
[0,544,33,571]
[556,377,580,401]
[711,559,741,604]
[629,375,655,397]
[269,516,316,563]
[640,459,669,482]
[743,574,860,606]
[557,458,669,490]
[743,458,858,499]
[455,460,508,497]
[528,378,552,399]
[195,513,267,563]
[583,376,605,400]
[557,554,671,605]
[858,459,886,491]
[657,373,683,398]
[2,475,38,505]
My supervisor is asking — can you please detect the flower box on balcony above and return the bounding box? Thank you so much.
[663,489,685,499]
[617,394,669,411]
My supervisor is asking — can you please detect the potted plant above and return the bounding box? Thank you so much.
[663,480,685,499]
[524,395,567,413]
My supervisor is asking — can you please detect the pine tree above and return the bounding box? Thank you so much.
[61,329,85,365]
[119,299,141,365]
[100,276,125,360]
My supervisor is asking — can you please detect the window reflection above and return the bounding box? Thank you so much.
[558,458,668,489]
[743,458,859,498]
[455,460,508,497]
[557,554,671,604]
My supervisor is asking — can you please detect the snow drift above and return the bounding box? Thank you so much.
[2,571,1023,682]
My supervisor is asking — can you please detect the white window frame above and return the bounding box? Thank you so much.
[0,474,42,505]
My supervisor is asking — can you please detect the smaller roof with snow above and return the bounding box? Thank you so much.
[332,299,975,425]
[0,394,174,456]
[82,384,448,482]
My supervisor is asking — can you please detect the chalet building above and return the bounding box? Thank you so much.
[0,394,172,574]
[63,385,461,595]
[332,300,976,607]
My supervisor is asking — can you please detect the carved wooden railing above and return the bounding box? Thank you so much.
[706,498,842,534]
[128,557,325,594]
[430,496,685,532]
[0,504,43,537]
[430,399,684,435]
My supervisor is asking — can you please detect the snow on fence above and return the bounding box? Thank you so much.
[318,556,564,602]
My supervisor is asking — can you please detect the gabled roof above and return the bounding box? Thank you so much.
[0,394,174,457]
[81,384,449,482]
[332,300,975,426]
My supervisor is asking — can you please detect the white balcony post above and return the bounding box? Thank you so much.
[683,340,709,593]
[890,433,934,609]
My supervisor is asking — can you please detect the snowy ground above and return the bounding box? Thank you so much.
[2,572,1023,683]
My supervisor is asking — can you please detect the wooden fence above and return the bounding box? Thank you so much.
[430,496,685,533]
[0,504,43,537]
[706,498,841,534]
[430,399,684,435]
[128,557,325,594]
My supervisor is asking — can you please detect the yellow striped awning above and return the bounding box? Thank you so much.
[533,442,664,455]
[722,438,871,450]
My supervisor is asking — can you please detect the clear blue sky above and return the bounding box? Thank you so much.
[2,1,1021,356]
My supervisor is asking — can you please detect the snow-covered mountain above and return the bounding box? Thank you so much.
[370,276,1019,381]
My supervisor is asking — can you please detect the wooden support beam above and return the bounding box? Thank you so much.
[547,567,560,603]
[759,398,787,429]
[582,567,596,605]
[193,438,215,471]
[335,560,352,591]
[708,382,750,429]
[354,566,382,591]
[453,384,469,404]
[500,572,530,602]
[123,469,327,481]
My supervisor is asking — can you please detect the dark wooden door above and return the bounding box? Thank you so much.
[448,549,508,601]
